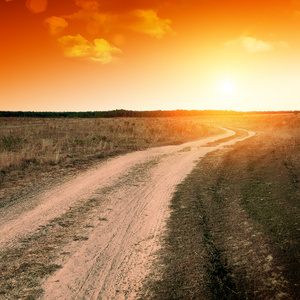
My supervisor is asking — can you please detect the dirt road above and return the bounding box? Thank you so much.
[0,128,255,299]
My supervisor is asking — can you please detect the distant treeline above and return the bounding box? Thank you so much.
[0,109,298,118]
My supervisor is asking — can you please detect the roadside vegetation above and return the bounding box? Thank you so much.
[141,113,300,299]
[0,117,220,171]
[0,117,221,209]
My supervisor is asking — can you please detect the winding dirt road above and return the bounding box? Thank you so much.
[0,128,255,299]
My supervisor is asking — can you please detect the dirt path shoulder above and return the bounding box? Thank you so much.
[0,128,254,299]
[140,127,299,299]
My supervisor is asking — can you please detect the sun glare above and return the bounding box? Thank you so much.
[221,81,234,94]
[215,79,241,110]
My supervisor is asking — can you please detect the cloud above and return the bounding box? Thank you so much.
[82,0,170,13]
[241,37,274,53]
[125,9,173,39]
[63,1,173,38]
[44,16,68,35]
[91,38,122,62]
[74,0,99,11]
[58,34,122,63]
[225,36,289,53]
[58,34,90,58]
[64,9,115,35]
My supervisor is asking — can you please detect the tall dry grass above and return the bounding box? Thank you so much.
[0,117,221,174]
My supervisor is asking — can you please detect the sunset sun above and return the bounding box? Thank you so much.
[221,81,234,94]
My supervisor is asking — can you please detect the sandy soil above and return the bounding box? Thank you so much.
[0,128,255,299]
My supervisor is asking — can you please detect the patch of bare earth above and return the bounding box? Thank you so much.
[141,126,299,299]
[0,128,253,299]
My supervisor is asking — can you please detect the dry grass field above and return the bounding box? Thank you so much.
[0,117,221,209]
[0,114,299,299]
[140,113,300,299]
[0,117,220,172]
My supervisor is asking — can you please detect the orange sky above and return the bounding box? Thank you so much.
[1,0,300,112]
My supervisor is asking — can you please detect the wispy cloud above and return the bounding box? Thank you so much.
[58,34,122,63]
[74,0,99,11]
[44,17,68,35]
[64,3,173,39]
[224,36,289,53]
[124,9,173,39]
